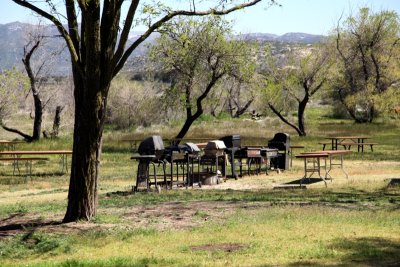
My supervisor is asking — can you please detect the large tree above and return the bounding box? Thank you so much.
[11,0,273,222]
[333,7,400,122]
[263,45,330,136]
[149,17,256,141]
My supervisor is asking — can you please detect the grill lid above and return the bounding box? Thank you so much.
[220,135,241,148]
[268,133,290,150]
[138,135,165,156]
[184,142,201,153]
[205,140,227,150]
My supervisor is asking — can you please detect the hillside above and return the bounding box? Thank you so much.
[0,21,324,76]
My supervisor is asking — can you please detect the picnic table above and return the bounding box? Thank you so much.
[296,153,328,187]
[0,140,25,151]
[324,136,373,152]
[301,150,351,180]
[0,150,72,175]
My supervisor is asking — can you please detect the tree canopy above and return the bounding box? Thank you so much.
[149,16,256,140]
[333,7,400,122]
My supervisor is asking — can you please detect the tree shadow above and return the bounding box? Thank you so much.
[272,177,325,189]
[285,237,400,267]
[0,215,63,238]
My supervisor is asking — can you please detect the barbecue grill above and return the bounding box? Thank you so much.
[165,142,202,188]
[267,133,290,170]
[183,142,202,187]
[201,140,226,179]
[138,135,165,159]
[132,135,167,192]
[220,135,264,176]
[260,148,279,174]
[220,135,242,179]
[237,146,263,175]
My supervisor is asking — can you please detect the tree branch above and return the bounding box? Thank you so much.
[12,0,81,74]
[268,102,302,136]
[1,123,33,142]
[114,0,265,75]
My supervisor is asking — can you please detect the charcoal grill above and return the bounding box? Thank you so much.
[131,135,167,192]
[163,142,202,188]
[260,148,279,174]
[220,135,242,179]
[237,146,263,175]
[220,135,263,177]
[201,140,226,178]
[267,133,290,170]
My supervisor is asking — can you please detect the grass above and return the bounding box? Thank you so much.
[0,106,400,266]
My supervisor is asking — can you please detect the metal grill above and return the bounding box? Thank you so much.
[267,133,290,170]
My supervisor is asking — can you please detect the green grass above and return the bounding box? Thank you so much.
[0,106,400,266]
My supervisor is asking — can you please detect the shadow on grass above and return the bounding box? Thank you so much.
[284,177,325,185]
[285,237,400,267]
[0,216,63,238]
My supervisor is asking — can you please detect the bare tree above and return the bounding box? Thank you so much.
[12,0,273,222]
[226,80,255,118]
[1,25,65,141]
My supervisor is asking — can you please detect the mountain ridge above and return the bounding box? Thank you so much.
[0,21,325,75]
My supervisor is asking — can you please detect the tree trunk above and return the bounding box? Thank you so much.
[297,96,308,136]
[63,85,106,222]
[174,113,201,144]
[32,92,43,141]
[51,106,63,138]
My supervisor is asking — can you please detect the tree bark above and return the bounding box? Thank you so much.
[63,81,108,222]
[297,95,308,136]
[52,106,63,137]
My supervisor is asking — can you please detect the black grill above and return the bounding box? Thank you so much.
[220,135,241,148]
[267,133,290,170]
[219,135,241,179]
[138,135,165,160]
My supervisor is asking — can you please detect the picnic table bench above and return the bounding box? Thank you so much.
[0,140,25,151]
[339,141,378,152]
[0,150,72,175]
[322,136,377,152]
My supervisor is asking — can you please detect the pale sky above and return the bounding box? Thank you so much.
[1,0,399,35]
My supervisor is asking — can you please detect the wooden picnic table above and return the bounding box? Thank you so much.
[301,150,352,180]
[0,140,25,151]
[0,150,72,174]
[325,136,371,152]
[296,153,329,187]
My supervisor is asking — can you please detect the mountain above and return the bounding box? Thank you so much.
[238,32,324,43]
[0,22,69,75]
[0,22,155,75]
[0,22,325,75]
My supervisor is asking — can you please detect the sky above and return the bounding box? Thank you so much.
[1,0,399,35]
